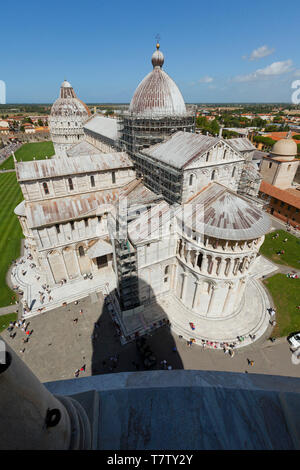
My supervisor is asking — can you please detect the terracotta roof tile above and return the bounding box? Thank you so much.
[260,180,300,210]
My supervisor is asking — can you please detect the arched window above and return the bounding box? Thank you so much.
[90,175,95,187]
[189,174,194,186]
[112,171,116,184]
[211,170,216,180]
[232,167,236,177]
[206,152,210,162]
[78,246,84,257]
[223,149,227,160]
[68,178,74,190]
[164,265,169,275]
[43,182,49,195]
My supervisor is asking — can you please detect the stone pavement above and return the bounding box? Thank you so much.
[10,245,116,317]
[0,305,18,316]
[1,294,300,384]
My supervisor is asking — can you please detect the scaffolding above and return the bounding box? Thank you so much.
[238,161,262,200]
[119,106,196,161]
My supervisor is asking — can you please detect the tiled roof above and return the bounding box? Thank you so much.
[181,182,271,240]
[262,131,300,144]
[260,180,300,210]
[83,115,118,141]
[16,152,133,181]
[142,131,220,169]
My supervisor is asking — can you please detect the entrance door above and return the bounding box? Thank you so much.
[96,255,108,269]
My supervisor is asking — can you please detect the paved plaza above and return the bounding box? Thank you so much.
[1,293,300,383]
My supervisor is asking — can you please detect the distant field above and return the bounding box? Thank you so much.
[260,229,300,270]
[0,172,23,307]
[0,141,54,170]
[263,273,300,337]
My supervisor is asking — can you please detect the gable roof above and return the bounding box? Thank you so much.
[142,131,220,169]
[83,114,118,141]
[227,137,256,153]
[16,152,133,181]
[66,140,101,157]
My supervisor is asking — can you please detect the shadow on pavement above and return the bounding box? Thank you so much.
[91,278,183,375]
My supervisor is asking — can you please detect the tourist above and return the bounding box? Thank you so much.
[167,365,173,370]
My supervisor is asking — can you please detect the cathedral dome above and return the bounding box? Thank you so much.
[50,80,91,118]
[271,132,297,161]
[129,44,187,117]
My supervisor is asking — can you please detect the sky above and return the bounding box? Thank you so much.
[1,0,300,103]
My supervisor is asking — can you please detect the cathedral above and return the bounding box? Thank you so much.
[13,43,273,347]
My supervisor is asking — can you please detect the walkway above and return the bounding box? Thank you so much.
[10,245,117,318]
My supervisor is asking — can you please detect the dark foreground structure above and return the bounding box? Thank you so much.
[1,339,300,450]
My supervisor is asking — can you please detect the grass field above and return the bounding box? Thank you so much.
[260,229,300,269]
[0,313,17,333]
[263,273,300,337]
[0,172,23,307]
[0,141,54,170]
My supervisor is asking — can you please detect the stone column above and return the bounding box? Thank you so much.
[74,246,82,277]
[171,264,177,290]
[222,281,234,314]
[181,272,188,302]
[218,257,226,277]
[202,253,208,274]
[0,340,91,450]
[192,280,201,310]
[42,253,56,285]
[206,284,217,316]
[60,248,69,280]
[193,250,199,268]
[233,258,240,276]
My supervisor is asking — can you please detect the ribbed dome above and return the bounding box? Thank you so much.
[50,80,90,118]
[129,44,186,117]
[271,132,297,161]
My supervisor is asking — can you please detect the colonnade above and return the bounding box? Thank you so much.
[177,239,255,278]
[178,268,246,317]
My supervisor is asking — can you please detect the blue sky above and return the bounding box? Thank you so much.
[1,0,300,103]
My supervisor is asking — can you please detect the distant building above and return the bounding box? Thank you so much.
[259,132,300,227]
[13,42,272,348]
[49,80,91,158]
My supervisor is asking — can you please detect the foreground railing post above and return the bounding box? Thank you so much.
[0,339,91,450]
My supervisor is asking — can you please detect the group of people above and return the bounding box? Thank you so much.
[7,318,33,353]
[74,364,86,378]
[287,272,298,279]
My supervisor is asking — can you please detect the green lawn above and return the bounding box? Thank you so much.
[263,273,300,337]
[0,172,23,307]
[260,229,300,269]
[0,312,17,333]
[0,141,54,170]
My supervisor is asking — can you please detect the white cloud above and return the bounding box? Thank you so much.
[198,76,213,83]
[249,45,275,60]
[234,60,293,82]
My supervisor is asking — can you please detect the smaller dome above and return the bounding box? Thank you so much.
[50,80,90,118]
[271,132,297,161]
